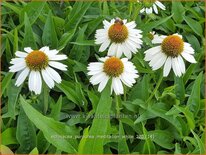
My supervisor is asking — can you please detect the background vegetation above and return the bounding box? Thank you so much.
[1,1,205,154]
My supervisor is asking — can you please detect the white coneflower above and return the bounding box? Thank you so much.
[144,34,197,77]
[87,57,139,95]
[9,46,67,94]
[139,0,166,14]
[95,18,142,59]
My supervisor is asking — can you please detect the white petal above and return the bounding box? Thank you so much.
[10,58,24,64]
[99,39,110,52]
[98,75,109,92]
[116,44,123,58]
[15,68,30,86]
[122,43,132,59]
[28,71,35,91]
[153,4,158,14]
[172,58,181,77]
[155,1,166,10]
[181,51,197,63]
[152,35,166,44]
[41,69,55,89]
[149,51,163,67]
[108,43,117,56]
[49,49,59,55]
[49,54,67,61]
[40,46,49,52]
[45,67,62,83]
[152,53,167,70]
[49,61,67,71]
[125,21,136,29]
[9,61,26,72]
[15,51,28,58]
[184,43,195,54]
[148,7,153,14]
[90,72,106,85]
[177,56,185,74]
[140,8,145,13]
[163,57,172,77]
[35,71,42,94]
[112,78,123,95]
[103,20,111,28]
[24,47,33,53]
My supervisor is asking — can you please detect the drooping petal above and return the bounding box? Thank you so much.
[49,61,67,71]
[45,67,62,83]
[181,51,197,63]
[15,68,30,86]
[41,69,55,89]
[163,57,172,77]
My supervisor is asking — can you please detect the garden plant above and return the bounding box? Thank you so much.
[1,0,205,154]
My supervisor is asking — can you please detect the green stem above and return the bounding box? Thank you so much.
[123,85,127,101]
[146,71,163,104]
[115,94,120,117]
[43,83,49,114]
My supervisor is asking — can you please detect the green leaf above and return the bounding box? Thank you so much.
[5,38,12,63]
[65,2,92,31]
[20,1,46,24]
[174,76,185,103]
[2,2,21,15]
[20,96,78,153]
[49,96,62,121]
[0,145,14,155]
[36,131,50,154]
[56,81,79,105]
[187,72,203,116]
[174,105,195,130]
[42,11,58,48]
[140,14,173,32]
[22,13,37,49]
[148,130,174,149]
[58,29,75,51]
[2,80,22,119]
[142,124,156,154]
[118,121,129,154]
[79,82,112,154]
[172,1,184,23]
[183,15,203,37]
[78,127,89,153]
[191,130,205,154]
[174,143,182,154]
[1,72,13,98]
[1,128,18,145]
[16,106,37,153]
[29,147,39,155]
[129,75,150,101]
[69,40,95,46]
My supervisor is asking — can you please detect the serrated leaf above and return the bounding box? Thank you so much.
[172,1,184,23]
[20,96,78,153]
[16,106,37,153]
[118,121,129,154]
[42,11,58,48]
[20,1,46,24]
[183,15,203,37]
[22,13,37,49]
[79,82,112,154]
[187,72,203,116]
[1,128,18,145]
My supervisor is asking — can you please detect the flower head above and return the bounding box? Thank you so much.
[95,18,143,59]
[144,33,197,77]
[139,0,166,14]
[87,57,139,95]
[9,46,67,94]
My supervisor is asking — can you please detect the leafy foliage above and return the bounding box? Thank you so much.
[1,1,205,154]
